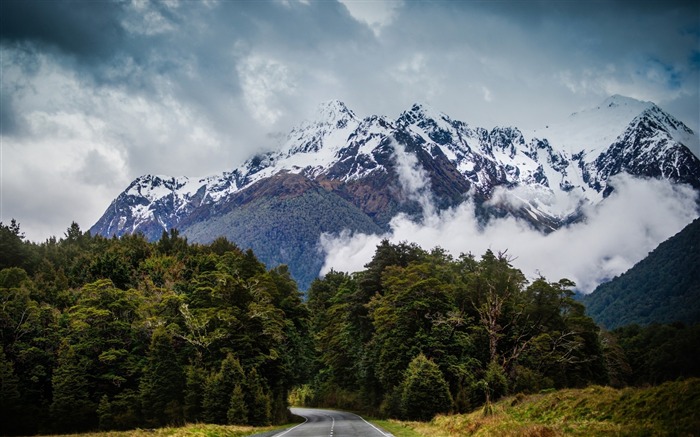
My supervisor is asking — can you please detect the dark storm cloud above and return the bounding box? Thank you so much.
[0,0,126,59]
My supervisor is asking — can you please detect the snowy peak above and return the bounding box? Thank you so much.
[632,104,697,147]
[315,99,358,125]
[281,100,359,156]
[600,94,653,111]
[125,174,198,202]
[526,95,692,157]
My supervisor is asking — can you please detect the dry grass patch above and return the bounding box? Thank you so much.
[38,423,284,437]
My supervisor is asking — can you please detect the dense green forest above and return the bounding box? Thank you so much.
[0,221,310,435]
[1,220,699,435]
[299,240,700,419]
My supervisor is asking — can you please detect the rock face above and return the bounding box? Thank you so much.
[91,96,700,289]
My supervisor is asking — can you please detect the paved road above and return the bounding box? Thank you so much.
[271,407,393,437]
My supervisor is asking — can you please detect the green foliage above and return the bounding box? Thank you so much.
[2,216,694,433]
[140,327,185,427]
[583,217,700,329]
[0,221,310,434]
[308,242,607,419]
[246,368,272,426]
[202,354,246,424]
[611,322,700,385]
[227,383,248,425]
[0,345,21,435]
[50,343,96,432]
[399,354,453,421]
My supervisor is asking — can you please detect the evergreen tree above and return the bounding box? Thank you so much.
[0,345,21,435]
[246,368,272,426]
[400,354,452,421]
[227,383,248,425]
[50,344,95,432]
[97,395,114,431]
[140,326,185,427]
[184,365,206,423]
[202,354,245,424]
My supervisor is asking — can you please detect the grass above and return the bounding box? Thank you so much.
[372,378,700,436]
[38,423,288,437]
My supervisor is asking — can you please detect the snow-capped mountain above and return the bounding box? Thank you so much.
[90,96,700,289]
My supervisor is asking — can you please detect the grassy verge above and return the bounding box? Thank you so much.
[371,378,700,436]
[38,423,290,437]
[370,420,425,437]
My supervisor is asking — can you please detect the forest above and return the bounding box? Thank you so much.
[1,220,698,435]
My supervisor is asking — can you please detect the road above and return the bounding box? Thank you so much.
[271,407,394,437]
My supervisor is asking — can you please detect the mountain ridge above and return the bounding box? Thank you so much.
[90,96,700,289]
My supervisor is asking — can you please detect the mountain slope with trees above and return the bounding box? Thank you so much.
[582,217,700,329]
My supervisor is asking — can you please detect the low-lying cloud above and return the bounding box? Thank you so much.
[320,173,699,293]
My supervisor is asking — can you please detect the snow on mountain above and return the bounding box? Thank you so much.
[91,95,700,243]
[525,95,655,156]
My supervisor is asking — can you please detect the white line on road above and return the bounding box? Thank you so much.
[359,416,394,437]
[272,415,308,437]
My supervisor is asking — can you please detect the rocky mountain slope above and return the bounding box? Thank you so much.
[90,96,700,289]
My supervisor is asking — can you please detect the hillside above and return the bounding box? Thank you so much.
[582,217,700,329]
[389,378,700,436]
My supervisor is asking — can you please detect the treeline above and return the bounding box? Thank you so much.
[0,221,310,435]
[300,240,700,420]
[2,220,699,434]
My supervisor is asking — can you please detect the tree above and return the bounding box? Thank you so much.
[0,345,21,435]
[399,354,452,421]
[0,220,30,270]
[202,354,245,424]
[140,326,184,427]
[50,343,95,432]
[183,365,206,423]
[246,368,272,426]
[227,383,248,425]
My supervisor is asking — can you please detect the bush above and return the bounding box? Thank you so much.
[399,354,453,421]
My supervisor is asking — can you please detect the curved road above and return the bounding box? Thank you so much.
[272,408,393,437]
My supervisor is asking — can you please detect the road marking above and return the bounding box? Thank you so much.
[359,416,394,437]
[272,414,309,437]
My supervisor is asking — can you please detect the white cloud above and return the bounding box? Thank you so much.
[0,50,226,241]
[237,54,296,126]
[320,174,699,293]
[392,137,434,217]
[339,0,404,37]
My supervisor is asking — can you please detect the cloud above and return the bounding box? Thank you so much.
[338,0,404,36]
[237,54,297,126]
[320,174,699,293]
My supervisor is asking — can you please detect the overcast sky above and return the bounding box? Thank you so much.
[1,0,699,242]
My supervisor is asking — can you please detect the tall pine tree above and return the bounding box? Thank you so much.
[140,326,185,427]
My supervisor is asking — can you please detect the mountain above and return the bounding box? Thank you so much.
[90,96,700,289]
[582,218,700,329]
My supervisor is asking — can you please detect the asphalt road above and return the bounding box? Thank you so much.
[271,408,394,437]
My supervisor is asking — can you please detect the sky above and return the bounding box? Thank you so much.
[1,0,699,246]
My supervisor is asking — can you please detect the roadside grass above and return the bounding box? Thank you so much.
[370,419,425,437]
[373,378,700,436]
[38,423,288,437]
